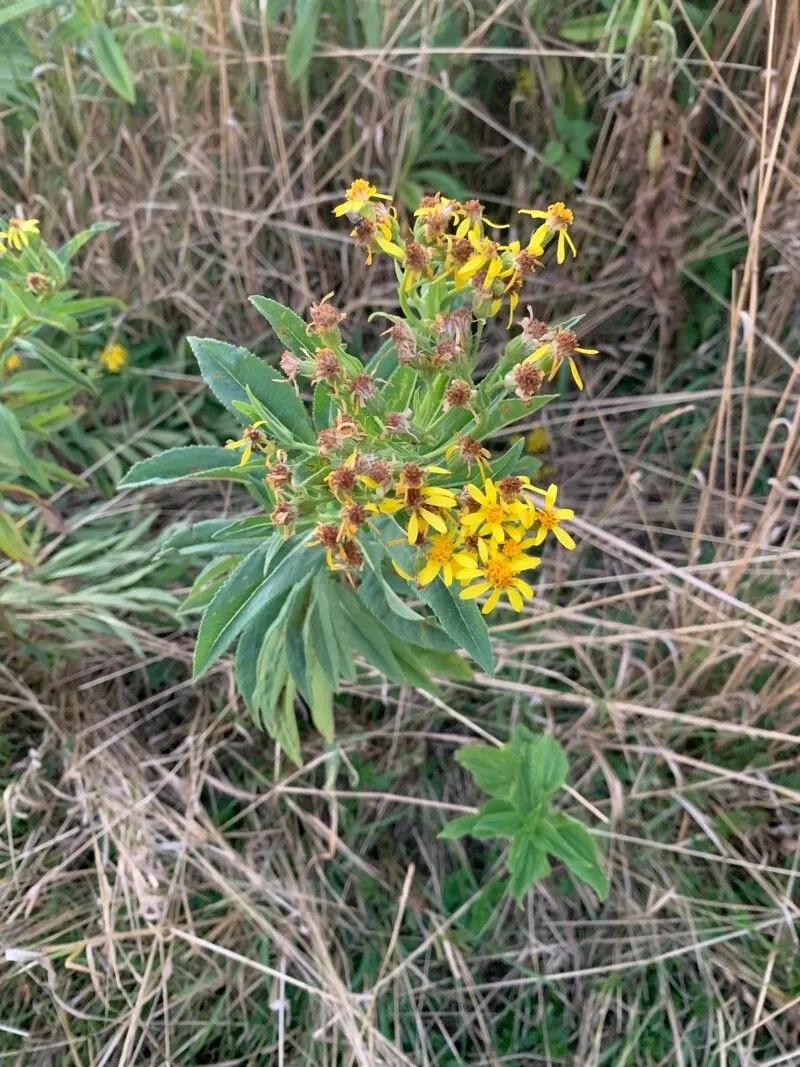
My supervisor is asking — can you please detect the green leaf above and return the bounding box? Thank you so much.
[0,400,50,491]
[307,647,335,742]
[90,22,135,103]
[118,445,254,488]
[0,0,52,29]
[488,438,525,481]
[193,535,319,678]
[438,814,479,840]
[188,335,315,444]
[455,745,516,799]
[249,296,319,358]
[285,586,311,698]
[334,584,407,682]
[305,577,343,686]
[381,364,417,413]
[312,383,333,430]
[419,578,494,674]
[285,0,321,84]
[482,394,558,437]
[526,733,569,798]
[558,13,609,43]
[472,807,523,839]
[538,812,609,899]
[56,221,117,264]
[508,835,551,904]
[0,508,33,563]
[15,337,97,393]
[275,680,303,766]
[178,557,237,615]
[236,601,289,712]
[542,140,566,166]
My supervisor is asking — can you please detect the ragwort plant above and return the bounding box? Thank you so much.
[121,180,607,903]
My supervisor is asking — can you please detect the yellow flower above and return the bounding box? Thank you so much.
[225,421,268,465]
[529,483,576,550]
[417,531,477,588]
[458,546,541,614]
[1,216,40,251]
[4,353,22,374]
[99,342,128,373]
[529,328,598,390]
[459,478,527,543]
[333,178,392,217]
[525,427,550,454]
[370,483,458,544]
[454,233,504,288]
[518,202,576,264]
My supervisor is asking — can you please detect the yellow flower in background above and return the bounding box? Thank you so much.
[99,342,128,373]
[3,353,22,374]
[416,531,477,588]
[333,178,392,217]
[525,427,550,454]
[458,546,541,614]
[459,478,527,543]
[529,483,576,549]
[1,216,40,251]
[519,202,576,264]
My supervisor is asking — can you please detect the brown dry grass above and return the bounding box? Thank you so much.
[1,0,799,1063]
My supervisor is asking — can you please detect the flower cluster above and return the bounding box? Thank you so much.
[0,216,39,254]
[221,181,597,615]
[336,180,582,327]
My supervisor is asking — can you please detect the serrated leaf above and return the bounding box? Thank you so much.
[90,22,135,103]
[118,445,253,488]
[455,745,516,799]
[538,812,609,899]
[419,578,494,674]
[438,814,479,840]
[508,835,551,904]
[249,296,319,358]
[472,808,523,839]
[189,335,315,444]
[528,734,569,798]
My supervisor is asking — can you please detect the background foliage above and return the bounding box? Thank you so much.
[1,1,798,1063]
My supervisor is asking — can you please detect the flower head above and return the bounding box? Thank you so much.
[458,545,541,614]
[459,478,528,543]
[334,178,392,218]
[307,295,345,337]
[416,531,477,588]
[3,353,22,375]
[530,329,599,390]
[519,202,576,264]
[99,343,128,373]
[1,216,40,251]
[225,421,269,465]
[505,360,544,403]
[529,483,576,550]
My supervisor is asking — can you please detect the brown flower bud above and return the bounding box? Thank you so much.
[554,329,578,357]
[514,249,541,278]
[280,350,302,381]
[399,462,424,489]
[266,460,292,491]
[316,427,340,455]
[327,464,357,498]
[26,272,50,295]
[332,411,363,439]
[432,339,462,366]
[498,476,523,500]
[384,409,413,434]
[506,361,544,402]
[340,501,367,532]
[448,237,472,267]
[520,310,549,343]
[456,436,490,464]
[314,523,339,549]
[443,378,475,411]
[404,240,429,274]
[458,488,480,514]
[339,539,364,568]
[351,217,377,247]
[308,297,345,335]
[311,347,341,384]
[367,458,392,486]
[351,372,376,405]
[271,501,296,528]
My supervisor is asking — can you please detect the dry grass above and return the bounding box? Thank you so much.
[1,0,799,1063]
